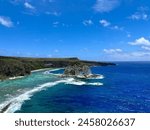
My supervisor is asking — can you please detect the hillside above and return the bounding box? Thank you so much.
[0,56,115,80]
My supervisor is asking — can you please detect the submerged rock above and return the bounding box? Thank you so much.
[0,103,11,113]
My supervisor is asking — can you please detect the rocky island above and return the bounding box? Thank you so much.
[60,62,103,79]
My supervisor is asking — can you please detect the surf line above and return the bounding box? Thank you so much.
[0,78,74,113]
[0,78,103,113]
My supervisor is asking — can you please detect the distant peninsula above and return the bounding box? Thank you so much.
[0,56,116,80]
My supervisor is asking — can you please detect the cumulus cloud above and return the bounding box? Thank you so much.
[83,20,93,26]
[93,0,120,13]
[103,48,122,54]
[141,46,150,51]
[129,37,150,46]
[24,2,35,10]
[0,16,13,27]
[99,19,110,27]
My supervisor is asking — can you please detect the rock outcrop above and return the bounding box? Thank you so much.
[64,64,91,77]
[0,56,114,80]
[61,63,102,79]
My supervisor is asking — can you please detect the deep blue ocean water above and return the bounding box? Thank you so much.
[0,62,150,113]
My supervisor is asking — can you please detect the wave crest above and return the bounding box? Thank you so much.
[0,77,103,113]
[0,78,73,113]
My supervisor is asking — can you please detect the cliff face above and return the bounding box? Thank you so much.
[64,65,91,76]
[0,56,115,80]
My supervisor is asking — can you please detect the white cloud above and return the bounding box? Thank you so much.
[141,46,150,51]
[129,12,148,20]
[24,2,35,10]
[83,20,93,26]
[129,37,150,46]
[103,50,150,61]
[131,52,150,57]
[103,48,122,54]
[53,21,59,27]
[100,19,110,27]
[45,11,61,16]
[99,19,123,31]
[112,25,119,29]
[129,7,149,20]
[111,25,124,30]
[0,16,13,27]
[93,0,119,13]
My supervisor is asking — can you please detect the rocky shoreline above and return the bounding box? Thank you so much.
[0,56,115,80]
[60,64,104,79]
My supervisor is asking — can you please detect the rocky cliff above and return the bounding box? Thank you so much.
[0,56,115,80]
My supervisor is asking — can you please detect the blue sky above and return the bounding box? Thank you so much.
[1,0,150,61]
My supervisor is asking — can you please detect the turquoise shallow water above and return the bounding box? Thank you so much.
[0,69,63,112]
[0,62,150,113]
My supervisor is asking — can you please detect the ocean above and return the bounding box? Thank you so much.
[0,62,150,113]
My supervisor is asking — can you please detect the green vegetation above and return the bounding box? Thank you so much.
[0,56,115,80]
[0,58,31,80]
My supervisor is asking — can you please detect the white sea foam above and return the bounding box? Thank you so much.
[49,68,63,72]
[88,82,103,86]
[43,71,51,75]
[31,68,50,73]
[0,78,73,113]
[65,80,86,86]
[87,75,104,79]
[0,77,102,113]
[65,79,103,86]
[9,76,24,80]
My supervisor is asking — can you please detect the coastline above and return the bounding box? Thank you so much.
[0,67,64,113]
[31,68,52,73]
[0,68,60,82]
[0,56,115,81]
[9,76,24,80]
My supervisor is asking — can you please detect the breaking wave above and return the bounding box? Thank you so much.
[65,80,103,86]
[0,77,103,113]
[8,76,24,80]
[0,78,73,113]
